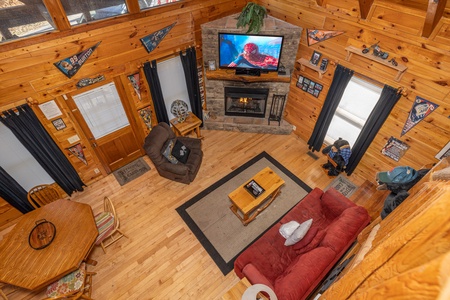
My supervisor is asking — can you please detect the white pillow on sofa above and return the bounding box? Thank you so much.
[284,219,313,246]
[279,220,301,239]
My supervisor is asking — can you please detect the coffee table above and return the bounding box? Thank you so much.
[228,167,285,226]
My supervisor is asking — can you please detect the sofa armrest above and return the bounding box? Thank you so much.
[242,263,275,291]
[177,137,202,149]
[321,188,357,220]
[159,161,189,175]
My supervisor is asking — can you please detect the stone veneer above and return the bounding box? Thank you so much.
[201,14,302,134]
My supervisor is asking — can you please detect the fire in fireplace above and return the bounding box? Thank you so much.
[224,87,269,118]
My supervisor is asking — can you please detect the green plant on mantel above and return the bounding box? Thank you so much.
[236,2,267,34]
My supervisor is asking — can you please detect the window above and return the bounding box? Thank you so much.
[61,0,128,26]
[0,122,54,191]
[325,76,382,147]
[73,82,129,139]
[139,0,181,10]
[0,0,55,42]
[157,56,191,119]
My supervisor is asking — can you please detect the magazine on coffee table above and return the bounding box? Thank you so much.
[244,179,265,198]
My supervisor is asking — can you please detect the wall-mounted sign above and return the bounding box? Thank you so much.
[38,100,62,120]
[140,22,176,53]
[381,136,410,161]
[401,96,439,136]
[67,143,87,165]
[76,75,105,89]
[54,42,101,78]
[307,29,344,46]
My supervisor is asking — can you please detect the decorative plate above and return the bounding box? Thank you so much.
[171,100,189,117]
[29,219,56,250]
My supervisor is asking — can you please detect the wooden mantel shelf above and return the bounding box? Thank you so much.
[205,69,291,83]
[345,46,408,82]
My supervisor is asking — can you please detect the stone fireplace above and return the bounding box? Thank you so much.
[201,14,302,134]
[224,87,269,118]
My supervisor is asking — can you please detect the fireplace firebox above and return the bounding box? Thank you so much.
[224,87,269,118]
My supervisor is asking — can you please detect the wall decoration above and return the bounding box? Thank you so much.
[307,29,345,46]
[401,96,439,136]
[140,22,176,53]
[138,106,152,131]
[51,118,66,131]
[310,51,322,66]
[435,141,450,160]
[38,100,62,120]
[54,42,101,78]
[296,75,322,98]
[67,143,87,165]
[128,73,141,100]
[381,136,410,161]
[76,75,105,89]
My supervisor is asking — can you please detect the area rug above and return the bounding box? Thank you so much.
[113,157,151,186]
[176,151,311,275]
[325,174,358,198]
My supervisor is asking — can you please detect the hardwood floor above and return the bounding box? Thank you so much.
[1,130,378,300]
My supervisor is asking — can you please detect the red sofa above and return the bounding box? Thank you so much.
[234,187,370,300]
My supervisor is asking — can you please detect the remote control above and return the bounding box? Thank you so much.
[320,58,328,71]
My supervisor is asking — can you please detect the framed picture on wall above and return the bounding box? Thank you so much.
[51,118,66,131]
[310,51,322,66]
[208,60,216,71]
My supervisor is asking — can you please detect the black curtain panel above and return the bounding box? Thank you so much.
[143,60,170,124]
[307,65,354,152]
[0,166,34,214]
[179,47,203,124]
[345,85,402,175]
[0,105,85,195]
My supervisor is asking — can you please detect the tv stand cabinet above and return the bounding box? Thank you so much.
[205,69,290,83]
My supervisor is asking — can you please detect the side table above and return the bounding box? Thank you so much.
[222,278,269,300]
[170,112,203,139]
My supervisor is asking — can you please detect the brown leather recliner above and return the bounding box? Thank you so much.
[143,122,203,184]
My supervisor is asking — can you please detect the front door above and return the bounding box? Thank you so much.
[67,80,143,173]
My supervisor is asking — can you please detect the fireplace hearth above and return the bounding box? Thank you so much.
[224,87,269,118]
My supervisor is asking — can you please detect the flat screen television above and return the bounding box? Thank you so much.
[218,32,284,72]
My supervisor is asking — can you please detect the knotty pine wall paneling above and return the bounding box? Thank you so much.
[0,0,246,220]
[259,0,450,183]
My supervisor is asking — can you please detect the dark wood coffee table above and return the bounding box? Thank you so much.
[228,167,285,226]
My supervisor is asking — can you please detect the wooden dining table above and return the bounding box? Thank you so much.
[0,199,98,291]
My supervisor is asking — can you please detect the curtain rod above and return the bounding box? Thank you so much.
[0,98,36,113]
[137,44,199,69]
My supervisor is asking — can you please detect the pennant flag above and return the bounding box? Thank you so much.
[401,96,439,136]
[307,29,344,46]
[54,42,101,79]
[67,143,88,165]
[140,22,176,53]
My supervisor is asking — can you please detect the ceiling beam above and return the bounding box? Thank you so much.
[422,0,447,38]
[358,0,374,20]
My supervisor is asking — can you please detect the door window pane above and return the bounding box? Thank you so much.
[0,122,54,191]
[73,82,129,139]
[60,0,128,25]
[0,0,55,43]
[139,0,180,10]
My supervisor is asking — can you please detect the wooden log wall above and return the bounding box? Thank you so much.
[0,0,246,220]
[259,0,450,183]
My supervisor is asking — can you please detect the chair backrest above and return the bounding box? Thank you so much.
[143,122,175,166]
[104,196,120,230]
[27,184,61,209]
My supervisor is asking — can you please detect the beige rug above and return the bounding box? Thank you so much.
[176,152,311,275]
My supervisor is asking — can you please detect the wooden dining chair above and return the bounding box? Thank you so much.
[43,262,96,300]
[94,196,128,253]
[27,184,61,209]
[0,283,16,300]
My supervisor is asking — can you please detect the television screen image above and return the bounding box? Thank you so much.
[219,33,284,71]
